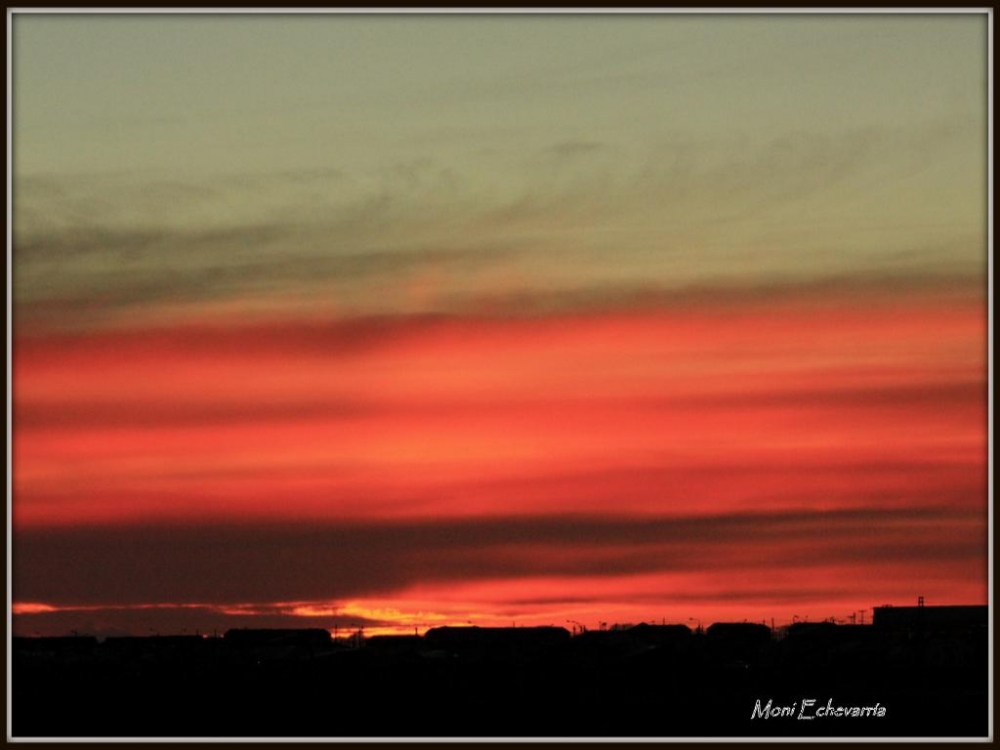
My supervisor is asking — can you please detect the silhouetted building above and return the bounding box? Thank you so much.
[872,605,987,631]
[780,622,849,666]
[104,635,205,649]
[705,622,771,663]
[785,621,838,637]
[365,635,423,655]
[625,623,692,646]
[11,609,990,738]
[706,622,771,642]
[223,628,332,647]
[424,626,570,657]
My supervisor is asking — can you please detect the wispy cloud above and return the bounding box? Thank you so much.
[13,119,982,334]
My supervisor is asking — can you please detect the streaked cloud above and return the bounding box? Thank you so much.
[11,13,987,636]
[13,505,985,608]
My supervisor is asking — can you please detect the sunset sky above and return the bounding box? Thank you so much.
[11,12,989,638]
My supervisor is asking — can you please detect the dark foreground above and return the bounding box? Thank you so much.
[13,621,988,738]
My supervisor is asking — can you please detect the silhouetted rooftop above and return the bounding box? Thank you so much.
[222,628,331,646]
[424,625,571,650]
[626,623,693,643]
[706,622,771,639]
[872,605,986,629]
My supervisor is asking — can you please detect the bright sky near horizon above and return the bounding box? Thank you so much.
[11,12,989,638]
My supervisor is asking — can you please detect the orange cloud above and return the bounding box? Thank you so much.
[11,285,987,631]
